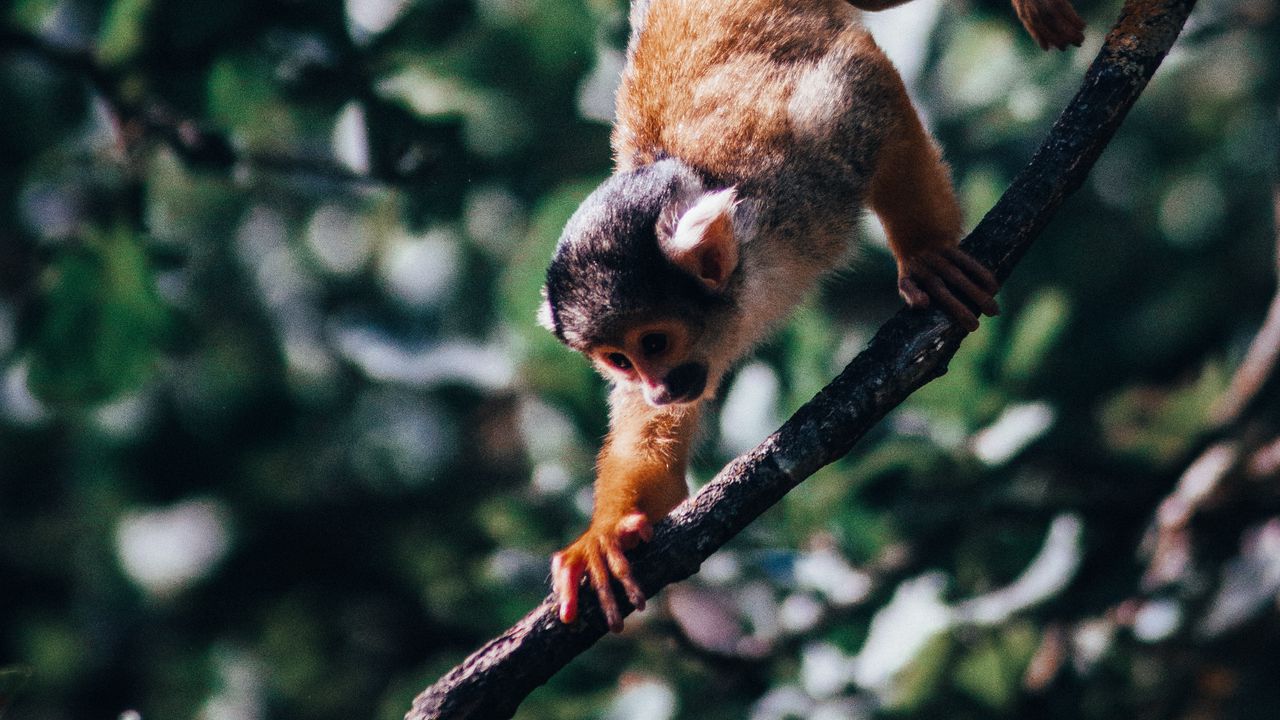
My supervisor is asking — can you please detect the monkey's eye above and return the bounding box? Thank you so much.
[605,353,633,371]
[640,333,668,357]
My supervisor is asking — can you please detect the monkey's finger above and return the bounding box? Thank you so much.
[1020,6,1052,50]
[617,512,654,550]
[917,273,980,332]
[586,547,623,632]
[603,537,646,611]
[898,276,931,310]
[1045,2,1085,48]
[943,247,1000,295]
[553,553,584,624]
[924,253,1000,317]
[1041,12,1082,48]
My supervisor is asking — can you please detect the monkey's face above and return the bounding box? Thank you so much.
[585,319,710,406]
[541,158,749,407]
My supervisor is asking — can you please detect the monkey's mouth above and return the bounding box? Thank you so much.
[645,362,708,406]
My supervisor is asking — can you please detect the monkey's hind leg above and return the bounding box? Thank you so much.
[869,91,1000,331]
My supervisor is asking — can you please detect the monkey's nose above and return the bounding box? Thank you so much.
[661,362,708,403]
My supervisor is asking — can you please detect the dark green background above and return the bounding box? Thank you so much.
[2,0,1279,718]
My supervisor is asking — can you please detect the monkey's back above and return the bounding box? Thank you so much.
[614,0,901,200]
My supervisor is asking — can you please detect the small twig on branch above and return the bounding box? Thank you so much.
[407,1,1197,717]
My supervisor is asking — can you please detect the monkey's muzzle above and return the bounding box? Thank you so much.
[646,362,708,406]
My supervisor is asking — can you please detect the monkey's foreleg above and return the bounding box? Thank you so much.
[552,389,698,632]
[869,87,1001,331]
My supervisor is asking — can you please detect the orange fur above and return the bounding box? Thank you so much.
[548,0,1028,630]
[615,0,860,180]
[550,389,698,630]
[593,390,698,523]
[868,91,964,261]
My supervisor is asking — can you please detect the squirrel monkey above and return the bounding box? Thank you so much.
[538,0,1084,631]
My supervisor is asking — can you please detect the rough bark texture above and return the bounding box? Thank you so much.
[407,0,1197,717]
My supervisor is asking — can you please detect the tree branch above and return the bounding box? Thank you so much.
[0,28,431,186]
[407,0,1197,717]
[1211,184,1280,427]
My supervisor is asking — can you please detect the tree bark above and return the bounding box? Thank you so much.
[407,0,1198,717]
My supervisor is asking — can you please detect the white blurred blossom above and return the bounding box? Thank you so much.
[377,228,460,309]
[116,499,231,598]
[604,677,677,720]
[5,360,49,426]
[795,547,873,607]
[801,642,857,699]
[719,362,781,456]
[331,102,372,178]
[345,0,410,44]
[954,514,1083,625]
[1132,599,1182,642]
[334,326,514,390]
[307,203,371,277]
[1197,519,1280,638]
[972,401,1055,465]
[200,647,265,720]
[851,572,951,696]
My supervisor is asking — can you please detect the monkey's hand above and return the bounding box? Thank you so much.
[897,246,1001,332]
[1013,0,1085,50]
[552,511,654,632]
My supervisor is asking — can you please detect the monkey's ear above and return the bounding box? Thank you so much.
[536,286,556,333]
[662,188,739,291]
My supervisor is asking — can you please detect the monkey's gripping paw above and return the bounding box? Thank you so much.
[1013,0,1085,51]
[552,512,654,632]
[898,246,1000,332]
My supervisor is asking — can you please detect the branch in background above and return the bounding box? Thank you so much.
[0,28,430,186]
[406,0,1198,717]
[1143,163,1280,590]
[1211,186,1280,427]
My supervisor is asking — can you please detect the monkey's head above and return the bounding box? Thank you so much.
[539,158,752,407]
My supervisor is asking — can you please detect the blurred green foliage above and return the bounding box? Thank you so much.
[2,0,1280,719]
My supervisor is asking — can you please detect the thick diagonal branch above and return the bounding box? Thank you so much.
[407,1,1197,717]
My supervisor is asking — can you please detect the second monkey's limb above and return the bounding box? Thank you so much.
[552,387,699,632]
[868,79,1000,331]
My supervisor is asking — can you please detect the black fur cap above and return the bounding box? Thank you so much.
[543,158,731,348]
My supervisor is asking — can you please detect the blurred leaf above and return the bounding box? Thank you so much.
[207,54,298,148]
[144,148,241,243]
[777,306,840,406]
[519,0,597,79]
[960,164,1006,222]
[891,631,953,712]
[953,624,1038,711]
[96,0,154,67]
[9,0,59,29]
[28,224,168,407]
[20,621,82,688]
[1099,361,1229,464]
[1000,288,1070,386]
